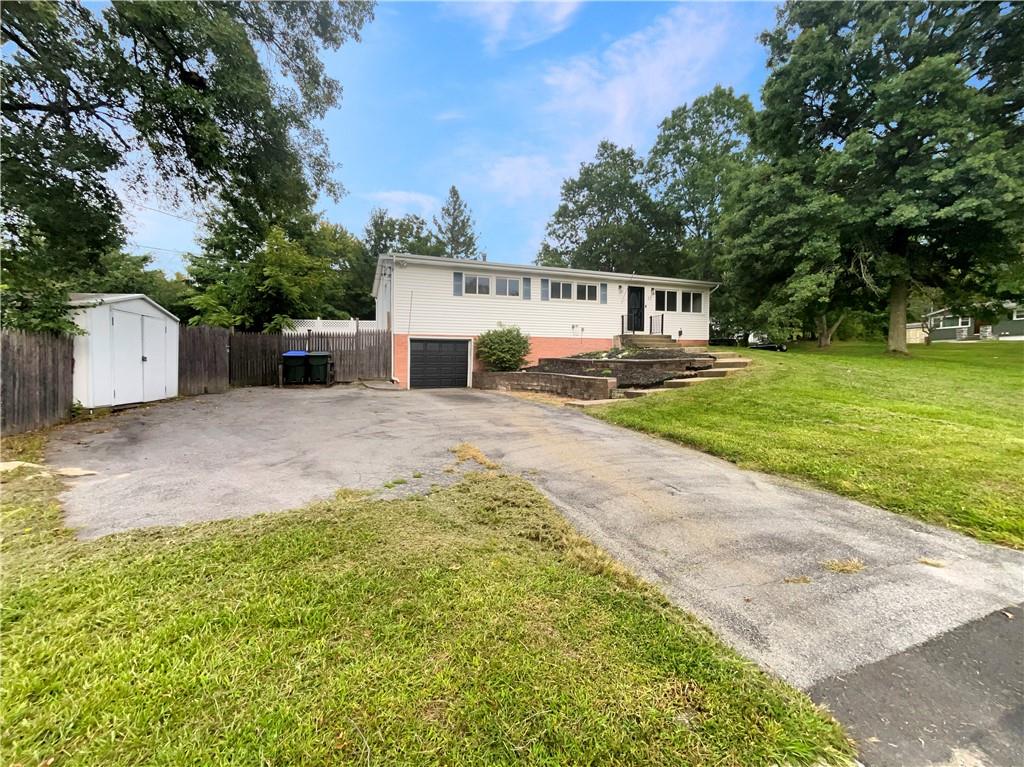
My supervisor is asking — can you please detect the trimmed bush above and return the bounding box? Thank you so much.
[476,326,531,372]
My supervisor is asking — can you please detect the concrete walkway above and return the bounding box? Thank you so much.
[48,387,1024,765]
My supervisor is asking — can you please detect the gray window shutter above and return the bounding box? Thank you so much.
[540,278,549,301]
[453,272,463,296]
[600,283,607,304]
[522,277,531,300]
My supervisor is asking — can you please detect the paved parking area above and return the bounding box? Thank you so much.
[48,386,1024,765]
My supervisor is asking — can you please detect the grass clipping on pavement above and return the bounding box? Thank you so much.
[1,436,851,766]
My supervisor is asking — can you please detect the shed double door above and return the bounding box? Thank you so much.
[112,310,168,405]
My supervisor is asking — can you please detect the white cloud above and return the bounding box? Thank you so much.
[484,153,563,203]
[539,5,730,148]
[434,108,467,122]
[364,190,439,217]
[449,2,582,54]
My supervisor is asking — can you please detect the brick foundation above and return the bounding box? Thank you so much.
[392,334,614,389]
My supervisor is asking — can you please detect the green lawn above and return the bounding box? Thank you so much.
[596,342,1024,548]
[1,436,851,766]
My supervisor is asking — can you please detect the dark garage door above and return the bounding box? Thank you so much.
[409,339,469,388]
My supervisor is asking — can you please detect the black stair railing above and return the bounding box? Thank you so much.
[648,314,665,335]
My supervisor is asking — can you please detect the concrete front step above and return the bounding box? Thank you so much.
[663,377,713,388]
[693,368,731,378]
[619,388,674,399]
[713,358,752,369]
[709,351,740,359]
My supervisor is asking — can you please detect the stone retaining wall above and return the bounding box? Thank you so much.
[533,356,712,388]
[473,371,616,400]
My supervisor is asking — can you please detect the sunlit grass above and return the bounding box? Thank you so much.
[596,341,1024,548]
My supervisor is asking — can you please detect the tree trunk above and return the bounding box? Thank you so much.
[887,277,909,354]
[815,311,846,348]
[816,314,831,347]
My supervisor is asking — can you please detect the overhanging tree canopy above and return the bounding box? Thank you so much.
[753,1,1024,353]
[1,0,375,330]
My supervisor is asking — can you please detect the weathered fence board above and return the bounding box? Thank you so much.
[1,330,74,434]
[229,329,390,386]
[178,325,230,395]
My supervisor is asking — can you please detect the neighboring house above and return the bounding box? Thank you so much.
[905,322,928,344]
[372,253,715,389]
[923,303,1024,342]
[283,318,378,334]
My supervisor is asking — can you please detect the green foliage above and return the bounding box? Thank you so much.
[433,185,485,260]
[188,225,354,331]
[476,326,531,372]
[646,86,755,335]
[647,86,753,281]
[73,251,196,321]
[538,142,674,275]
[598,342,1024,548]
[365,207,444,259]
[743,2,1024,352]
[1,0,375,331]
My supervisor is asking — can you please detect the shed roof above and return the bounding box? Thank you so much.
[68,293,179,322]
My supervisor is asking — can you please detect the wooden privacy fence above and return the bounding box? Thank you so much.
[178,325,230,396]
[1,330,74,434]
[228,329,391,387]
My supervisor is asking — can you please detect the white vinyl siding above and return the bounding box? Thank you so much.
[389,261,711,341]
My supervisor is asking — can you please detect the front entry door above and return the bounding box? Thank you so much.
[627,286,644,332]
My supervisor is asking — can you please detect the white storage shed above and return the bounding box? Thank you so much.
[69,293,179,408]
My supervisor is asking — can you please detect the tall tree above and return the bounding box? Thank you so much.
[432,186,484,260]
[646,86,754,281]
[754,1,1024,353]
[721,158,867,345]
[189,225,349,331]
[74,250,196,322]
[1,0,374,330]
[365,208,443,260]
[537,141,674,275]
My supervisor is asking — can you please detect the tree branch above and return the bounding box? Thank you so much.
[1,99,111,115]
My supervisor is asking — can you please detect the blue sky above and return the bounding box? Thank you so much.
[126,2,778,274]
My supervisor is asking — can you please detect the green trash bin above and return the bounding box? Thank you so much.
[282,351,308,384]
[308,352,331,384]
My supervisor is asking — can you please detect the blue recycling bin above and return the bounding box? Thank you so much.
[282,350,308,384]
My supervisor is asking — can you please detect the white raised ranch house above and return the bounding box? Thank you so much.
[372,253,716,388]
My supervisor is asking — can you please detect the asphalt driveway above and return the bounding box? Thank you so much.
[48,387,1024,765]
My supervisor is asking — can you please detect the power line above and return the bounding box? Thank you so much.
[129,203,202,225]
[128,242,194,256]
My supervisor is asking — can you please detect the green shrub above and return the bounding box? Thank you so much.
[476,326,531,371]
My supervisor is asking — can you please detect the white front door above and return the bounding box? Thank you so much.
[142,316,167,401]
[112,310,144,405]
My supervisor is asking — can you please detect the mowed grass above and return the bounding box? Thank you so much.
[0,437,851,766]
[596,342,1024,548]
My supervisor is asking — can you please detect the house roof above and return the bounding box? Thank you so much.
[923,300,1019,319]
[68,293,179,322]
[372,252,719,297]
